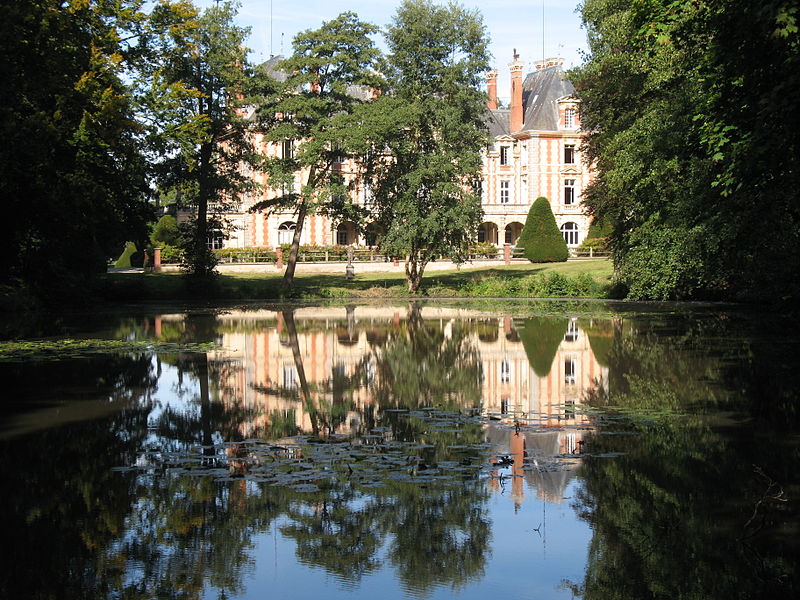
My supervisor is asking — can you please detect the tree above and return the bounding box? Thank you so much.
[0,0,152,298]
[360,0,490,293]
[517,197,569,262]
[572,1,800,302]
[251,12,383,287]
[140,0,259,278]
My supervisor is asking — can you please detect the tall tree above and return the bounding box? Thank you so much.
[0,0,152,297]
[358,0,490,293]
[251,12,383,287]
[572,1,800,302]
[140,0,259,278]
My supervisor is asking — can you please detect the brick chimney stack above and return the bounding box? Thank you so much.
[486,69,498,110]
[509,50,525,132]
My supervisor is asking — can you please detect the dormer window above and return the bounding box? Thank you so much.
[500,146,510,165]
[564,108,576,129]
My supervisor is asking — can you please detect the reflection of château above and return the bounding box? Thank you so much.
[154,306,608,503]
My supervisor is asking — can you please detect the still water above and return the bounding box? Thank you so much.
[0,301,797,599]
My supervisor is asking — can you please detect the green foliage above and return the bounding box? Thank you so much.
[141,1,259,278]
[358,0,491,293]
[518,317,569,378]
[0,0,152,297]
[114,242,141,269]
[252,12,382,286]
[517,198,569,263]
[159,244,184,264]
[573,0,800,302]
[150,214,181,247]
[462,271,605,298]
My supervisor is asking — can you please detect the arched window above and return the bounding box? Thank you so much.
[561,222,579,246]
[278,221,296,245]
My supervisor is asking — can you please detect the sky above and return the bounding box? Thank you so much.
[195,0,590,104]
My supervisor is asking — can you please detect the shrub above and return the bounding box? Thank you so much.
[150,214,181,247]
[469,242,499,258]
[517,197,569,262]
[159,245,184,264]
[114,242,143,268]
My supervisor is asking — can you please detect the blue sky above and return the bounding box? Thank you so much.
[197,1,589,103]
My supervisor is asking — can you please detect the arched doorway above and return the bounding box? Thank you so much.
[278,221,296,245]
[504,222,523,245]
[561,222,579,246]
[478,222,498,245]
[336,221,357,245]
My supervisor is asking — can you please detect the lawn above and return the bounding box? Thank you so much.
[99,259,614,301]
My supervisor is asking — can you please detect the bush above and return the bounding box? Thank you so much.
[158,245,184,264]
[517,197,569,262]
[114,242,143,268]
[150,214,181,247]
[213,247,276,263]
[469,242,499,258]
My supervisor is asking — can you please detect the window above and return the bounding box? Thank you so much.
[564,319,579,342]
[564,357,577,385]
[564,179,576,205]
[500,180,510,204]
[504,225,513,245]
[500,397,509,415]
[500,360,511,383]
[207,228,224,250]
[564,144,575,164]
[282,140,294,159]
[564,108,576,129]
[500,146,510,165]
[278,221,296,245]
[336,223,349,245]
[283,365,296,390]
[561,222,579,246]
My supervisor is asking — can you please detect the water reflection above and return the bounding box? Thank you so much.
[0,303,797,599]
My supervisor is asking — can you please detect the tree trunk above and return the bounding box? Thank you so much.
[405,254,428,294]
[281,310,319,436]
[194,139,213,277]
[283,165,317,287]
[283,198,307,286]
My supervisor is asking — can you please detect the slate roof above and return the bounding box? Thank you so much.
[486,64,576,137]
[521,65,575,131]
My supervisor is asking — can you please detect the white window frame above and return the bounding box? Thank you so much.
[564,179,576,205]
[500,146,510,166]
[561,222,579,246]
[500,180,510,204]
[564,108,576,129]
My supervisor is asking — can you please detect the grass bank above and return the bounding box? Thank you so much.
[98,260,614,302]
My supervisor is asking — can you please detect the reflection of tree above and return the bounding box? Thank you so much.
[518,317,569,377]
[385,484,491,596]
[280,486,385,582]
[574,315,799,598]
[0,354,157,599]
[371,303,483,409]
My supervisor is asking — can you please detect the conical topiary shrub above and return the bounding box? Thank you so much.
[517,197,569,262]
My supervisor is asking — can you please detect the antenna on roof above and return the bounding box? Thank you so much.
[270,0,273,57]
[281,32,284,57]
[542,0,546,62]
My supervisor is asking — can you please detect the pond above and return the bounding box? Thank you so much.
[0,300,797,599]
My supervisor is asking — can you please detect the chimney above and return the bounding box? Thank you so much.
[509,49,525,132]
[486,69,498,110]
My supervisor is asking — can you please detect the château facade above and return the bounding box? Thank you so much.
[203,52,593,251]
